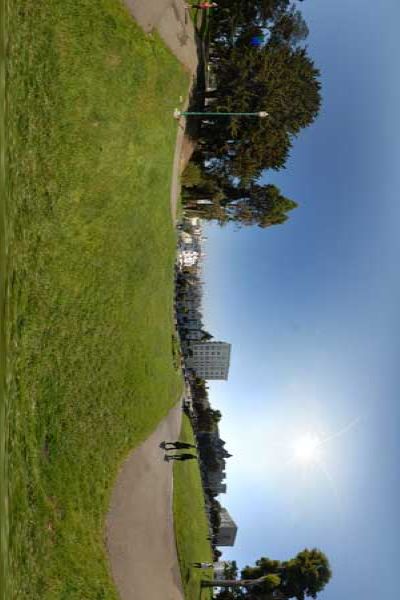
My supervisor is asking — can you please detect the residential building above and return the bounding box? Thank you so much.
[185,330,204,341]
[197,430,231,496]
[179,249,199,267]
[187,341,231,380]
[216,508,238,546]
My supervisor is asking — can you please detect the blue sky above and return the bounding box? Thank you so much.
[201,1,400,598]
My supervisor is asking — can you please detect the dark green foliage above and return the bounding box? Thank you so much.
[269,6,309,47]
[243,548,332,599]
[224,561,239,580]
[276,548,332,600]
[204,548,332,599]
[181,162,204,188]
[183,0,320,232]
[201,43,321,179]
[184,180,298,228]
[209,0,293,47]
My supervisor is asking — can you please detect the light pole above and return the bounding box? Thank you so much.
[174,108,268,119]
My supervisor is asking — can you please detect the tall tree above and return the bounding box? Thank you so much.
[210,0,296,45]
[200,44,321,181]
[269,4,309,47]
[202,549,332,600]
[184,183,298,229]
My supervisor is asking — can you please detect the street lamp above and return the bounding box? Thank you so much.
[174,108,268,119]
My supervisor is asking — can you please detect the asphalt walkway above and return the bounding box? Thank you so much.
[124,0,198,73]
[106,403,184,600]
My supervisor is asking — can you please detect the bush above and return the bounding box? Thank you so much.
[182,162,203,187]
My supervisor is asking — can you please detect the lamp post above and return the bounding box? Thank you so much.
[174,108,268,119]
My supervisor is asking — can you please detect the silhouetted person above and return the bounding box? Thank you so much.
[160,440,197,450]
[164,453,197,461]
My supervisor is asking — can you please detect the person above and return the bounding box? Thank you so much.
[164,453,197,461]
[161,440,197,450]
[186,2,218,9]
[192,562,213,568]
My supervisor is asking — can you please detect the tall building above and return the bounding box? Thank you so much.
[187,341,231,380]
[216,508,238,546]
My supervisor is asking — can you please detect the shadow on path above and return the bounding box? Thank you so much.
[106,403,184,600]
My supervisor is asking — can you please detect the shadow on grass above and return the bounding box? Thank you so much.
[183,9,210,144]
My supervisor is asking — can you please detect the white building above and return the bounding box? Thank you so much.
[216,508,238,546]
[187,341,231,380]
[181,231,193,244]
[179,249,199,267]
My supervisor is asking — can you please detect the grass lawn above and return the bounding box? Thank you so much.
[5,0,189,598]
[1,162,7,600]
[173,415,214,600]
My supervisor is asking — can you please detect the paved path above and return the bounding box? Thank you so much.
[124,0,198,73]
[106,403,184,600]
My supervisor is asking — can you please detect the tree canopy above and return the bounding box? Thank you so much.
[209,0,304,48]
[183,175,298,229]
[182,0,321,233]
[206,548,332,600]
[201,43,321,181]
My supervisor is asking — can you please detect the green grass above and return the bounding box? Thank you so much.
[5,0,189,598]
[1,0,8,596]
[173,415,214,600]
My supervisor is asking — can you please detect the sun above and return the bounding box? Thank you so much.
[292,433,321,464]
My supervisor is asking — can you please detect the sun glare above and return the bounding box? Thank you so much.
[292,433,321,464]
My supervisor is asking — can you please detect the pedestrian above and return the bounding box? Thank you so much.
[186,2,218,9]
[162,440,197,450]
[192,562,213,568]
[164,453,197,461]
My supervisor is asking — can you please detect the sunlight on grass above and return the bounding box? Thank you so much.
[174,415,214,600]
[5,0,188,597]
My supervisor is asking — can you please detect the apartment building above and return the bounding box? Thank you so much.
[216,508,238,546]
[187,341,231,380]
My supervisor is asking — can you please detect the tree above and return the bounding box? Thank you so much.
[202,549,332,600]
[203,573,281,593]
[209,0,299,48]
[199,43,321,180]
[274,549,332,600]
[221,185,298,228]
[201,330,213,341]
[184,183,298,229]
[224,561,239,580]
[268,4,309,47]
